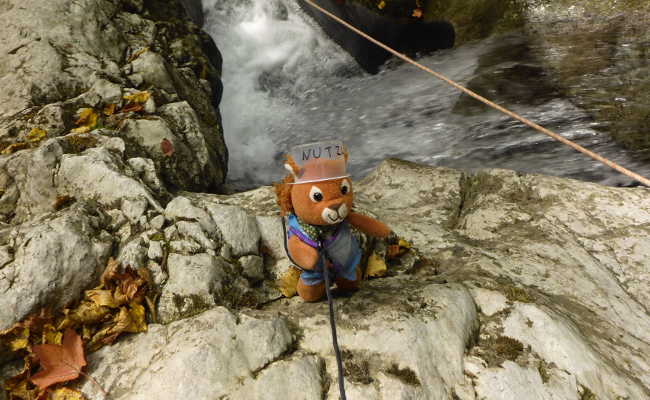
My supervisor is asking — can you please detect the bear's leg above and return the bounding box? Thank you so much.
[297,278,326,302]
[335,267,361,291]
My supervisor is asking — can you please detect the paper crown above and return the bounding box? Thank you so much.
[287,141,349,184]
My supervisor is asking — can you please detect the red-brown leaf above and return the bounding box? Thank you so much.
[160,138,174,157]
[30,329,87,390]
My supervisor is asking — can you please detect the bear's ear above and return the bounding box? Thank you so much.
[284,155,301,180]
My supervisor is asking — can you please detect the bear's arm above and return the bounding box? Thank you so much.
[288,235,320,270]
[347,212,391,238]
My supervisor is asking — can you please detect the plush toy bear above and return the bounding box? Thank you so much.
[274,144,392,302]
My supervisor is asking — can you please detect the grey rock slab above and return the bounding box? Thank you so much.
[503,303,646,398]
[230,355,323,400]
[473,361,579,400]
[1,139,62,223]
[164,195,216,233]
[354,160,650,396]
[206,204,260,257]
[268,277,479,400]
[79,307,295,400]
[56,147,162,212]
[157,253,231,323]
[0,206,112,330]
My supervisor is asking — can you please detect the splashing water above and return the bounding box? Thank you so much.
[204,0,650,189]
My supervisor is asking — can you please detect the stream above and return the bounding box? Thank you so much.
[203,0,649,189]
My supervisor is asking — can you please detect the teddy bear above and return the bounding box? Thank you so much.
[274,141,392,302]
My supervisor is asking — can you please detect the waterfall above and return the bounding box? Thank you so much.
[204,0,648,189]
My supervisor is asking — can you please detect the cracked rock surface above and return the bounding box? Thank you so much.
[9,158,637,400]
[1,1,650,398]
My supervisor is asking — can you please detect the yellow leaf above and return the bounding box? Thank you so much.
[87,289,122,308]
[398,239,412,249]
[27,127,47,143]
[277,267,301,298]
[75,108,98,127]
[50,387,86,400]
[412,8,423,18]
[9,328,29,351]
[123,91,151,105]
[59,301,111,330]
[366,252,387,278]
[103,103,117,116]
[73,108,98,133]
[378,0,386,9]
[1,142,30,155]
[42,324,63,345]
[125,303,147,333]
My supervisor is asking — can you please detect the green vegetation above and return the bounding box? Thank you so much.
[386,363,422,385]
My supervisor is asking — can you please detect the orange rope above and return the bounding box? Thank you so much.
[302,0,650,187]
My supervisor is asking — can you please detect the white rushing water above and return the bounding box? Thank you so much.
[204,0,649,189]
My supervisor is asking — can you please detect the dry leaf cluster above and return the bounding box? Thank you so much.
[0,258,152,399]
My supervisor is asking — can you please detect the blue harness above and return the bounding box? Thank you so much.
[286,214,361,285]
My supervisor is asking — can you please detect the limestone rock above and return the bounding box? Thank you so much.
[79,308,294,399]
[0,205,112,330]
[157,253,231,323]
[0,0,227,192]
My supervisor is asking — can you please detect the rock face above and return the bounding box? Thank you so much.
[298,0,455,73]
[58,160,650,399]
[0,0,227,193]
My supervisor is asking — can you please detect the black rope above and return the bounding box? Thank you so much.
[321,251,347,400]
[281,216,347,399]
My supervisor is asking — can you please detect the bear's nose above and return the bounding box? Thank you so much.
[330,202,343,212]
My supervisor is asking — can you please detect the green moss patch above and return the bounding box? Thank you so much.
[386,363,421,386]
[482,335,524,367]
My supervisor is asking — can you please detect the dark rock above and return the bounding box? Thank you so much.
[298,0,454,73]
[179,0,204,26]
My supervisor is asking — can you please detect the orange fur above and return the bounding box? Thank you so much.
[274,154,391,302]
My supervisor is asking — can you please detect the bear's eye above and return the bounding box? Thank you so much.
[309,186,324,202]
[340,179,350,195]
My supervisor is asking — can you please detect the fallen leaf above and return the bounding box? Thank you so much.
[365,252,387,278]
[1,142,30,155]
[86,289,122,308]
[50,387,86,400]
[58,301,111,330]
[30,329,87,390]
[27,127,47,143]
[160,138,174,157]
[123,91,150,105]
[99,257,120,289]
[42,324,63,345]
[72,108,98,134]
[9,327,30,351]
[412,8,423,18]
[2,358,40,400]
[377,0,385,9]
[103,103,117,116]
[278,267,301,297]
[120,102,144,113]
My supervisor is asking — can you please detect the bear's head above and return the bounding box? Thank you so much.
[275,155,353,226]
